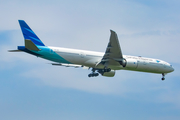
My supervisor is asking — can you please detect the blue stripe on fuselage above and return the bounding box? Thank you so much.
[18,46,71,64]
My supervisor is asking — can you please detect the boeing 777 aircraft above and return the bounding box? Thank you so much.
[9,20,174,80]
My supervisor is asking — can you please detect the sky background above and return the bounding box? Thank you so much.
[0,0,180,120]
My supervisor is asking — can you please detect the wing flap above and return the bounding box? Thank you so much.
[51,63,83,68]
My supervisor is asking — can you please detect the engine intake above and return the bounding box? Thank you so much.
[119,59,127,67]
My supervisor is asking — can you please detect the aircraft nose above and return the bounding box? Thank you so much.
[168,66,174,73]
[171,67,174,72]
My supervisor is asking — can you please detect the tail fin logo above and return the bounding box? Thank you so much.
[18,20,45,46]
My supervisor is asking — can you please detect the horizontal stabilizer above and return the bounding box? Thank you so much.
[8,50,22,52]
[25,39,40,51]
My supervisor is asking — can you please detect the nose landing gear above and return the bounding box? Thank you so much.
[162,73,165,80]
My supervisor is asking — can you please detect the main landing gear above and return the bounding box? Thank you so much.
[88,73,99,77]
[88,68,99,77]
[162,73,165,80]
[88,68,111,77]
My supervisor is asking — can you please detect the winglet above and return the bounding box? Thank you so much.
[18,20,45,46]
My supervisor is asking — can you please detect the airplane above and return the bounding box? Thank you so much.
[9,20,174,80]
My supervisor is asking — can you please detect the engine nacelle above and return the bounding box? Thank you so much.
[125,58,138,69]
[101,70,115,77]
[119,59,127,67]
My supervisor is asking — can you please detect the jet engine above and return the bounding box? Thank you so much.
[123,58,138,69]
[101,70,115,77]
[119,59,127,67]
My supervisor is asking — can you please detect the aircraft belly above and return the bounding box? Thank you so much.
[136,60,161,73]
[84,58,102,67]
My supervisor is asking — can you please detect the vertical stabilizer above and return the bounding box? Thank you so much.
[18,20,45,46]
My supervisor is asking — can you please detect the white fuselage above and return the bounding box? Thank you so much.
[45,46,174,74]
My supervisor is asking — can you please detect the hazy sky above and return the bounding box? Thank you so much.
[0,0,180,120]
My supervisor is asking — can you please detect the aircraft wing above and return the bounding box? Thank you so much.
[51,63,89,69]
[96,30,124,68]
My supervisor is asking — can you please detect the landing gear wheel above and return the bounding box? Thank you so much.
[88,73,99,77]
[88,74,92,77]
[161,73,165,81]
[95,73,99,76]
